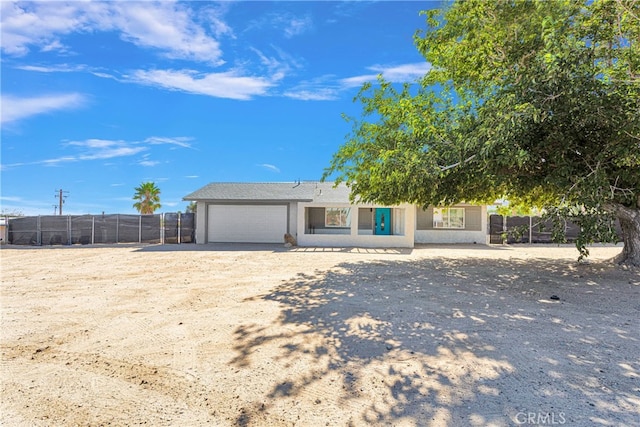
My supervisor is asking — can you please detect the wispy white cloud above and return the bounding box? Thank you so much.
[91,71,118,80]
[3,140,117,168]
[260,163,281,173]
[1,136,195,170]
[340,62,432,88]
[285,63,432,101]
[130,69,275,100]
[0,1,83,56]
[284,88,340,101]
[200,3,235,39]
[1,93,86,124]
[250,46,302,82]
[107,2,224,64]
[246,11,313,39]
[145,136,194,149]
[1,1,225,64]
[139,160,161,167]
[16,64,88,73]
[184,175,199,179]
[331,2,372,19]
[16,63,118,82]
[0,196,23,203]
[284,15,313,39]
[65,139,147,162]
[138,153,161,167]
[284,75,340,101]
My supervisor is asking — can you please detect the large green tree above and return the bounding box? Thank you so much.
[324,0,640,265]
[133,182,161,214]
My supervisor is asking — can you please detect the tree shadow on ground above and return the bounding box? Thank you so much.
[231,257,639,426]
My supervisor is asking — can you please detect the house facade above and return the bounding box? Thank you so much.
[183,182,487,248]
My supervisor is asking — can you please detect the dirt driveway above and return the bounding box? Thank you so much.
[1,244,638,426]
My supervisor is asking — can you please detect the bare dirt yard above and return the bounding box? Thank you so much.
[1,243,639,426]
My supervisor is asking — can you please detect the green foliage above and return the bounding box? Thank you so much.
[495,203,537,217]
[501,225,530,244]
[544,205,620,261]
[133,182,161,214]
[1,209,24,217]
[324,0,640,261]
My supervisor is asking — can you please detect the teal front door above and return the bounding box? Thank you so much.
[375,208,391,235]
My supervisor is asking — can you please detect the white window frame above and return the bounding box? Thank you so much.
[325,207,351,228]
[433,207,465,229]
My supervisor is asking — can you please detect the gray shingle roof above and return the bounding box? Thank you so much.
[183,181,352,203]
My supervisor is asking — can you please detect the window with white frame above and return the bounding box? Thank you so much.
[325,207,351,227]
[433,207,465,229]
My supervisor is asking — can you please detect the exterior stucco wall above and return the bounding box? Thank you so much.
[288,202,298,241]
[195,202,207,244]
[192,199,487,246]
[414,229,487,244]
[296,202,415,248]
[414,205,488,244]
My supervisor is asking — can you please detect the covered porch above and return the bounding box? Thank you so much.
[296,202,415,248]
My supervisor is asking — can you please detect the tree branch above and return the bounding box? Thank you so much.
[604,201,639,221]
[439,154,476,172]
[623,130,640,141]
[610,176,636,199]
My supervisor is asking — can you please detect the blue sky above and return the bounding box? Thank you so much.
[1,1,440,215]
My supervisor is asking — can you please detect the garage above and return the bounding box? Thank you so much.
[207,204,288,243]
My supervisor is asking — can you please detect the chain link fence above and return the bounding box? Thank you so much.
[4,213,195,245]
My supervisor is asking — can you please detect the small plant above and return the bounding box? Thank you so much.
[501,225,530,244]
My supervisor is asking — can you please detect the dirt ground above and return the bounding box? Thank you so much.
[1,243,638,426]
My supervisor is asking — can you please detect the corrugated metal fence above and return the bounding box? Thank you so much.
[4,213,195,245]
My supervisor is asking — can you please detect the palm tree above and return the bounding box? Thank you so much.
[186,201,197,213]
[133,182,161,214]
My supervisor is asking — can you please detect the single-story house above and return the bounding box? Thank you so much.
[183,182,487,248]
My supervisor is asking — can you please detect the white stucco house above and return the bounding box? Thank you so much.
[183,182,488,248]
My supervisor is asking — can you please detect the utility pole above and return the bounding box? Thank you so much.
[54,189,69,215]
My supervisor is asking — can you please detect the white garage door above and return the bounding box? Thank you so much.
[208,205,287,243]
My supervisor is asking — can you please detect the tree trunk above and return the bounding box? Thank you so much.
[613,204,640,267]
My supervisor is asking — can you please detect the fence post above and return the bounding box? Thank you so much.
[92,216,95,245]
[116,214,119,243]
[67,215,72,245]
[37,215,42,245]
[139,215,142,243]
[178,213,182,244]
[529,216,533,244]
[502,215,507,243]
